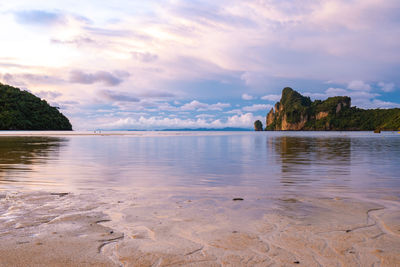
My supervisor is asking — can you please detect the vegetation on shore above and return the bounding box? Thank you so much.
[263,87,400,131]
[0,83,72,130]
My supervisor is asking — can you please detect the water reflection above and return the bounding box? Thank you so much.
[0,137,67,184]
[0,132,398,193]
[273,136,351,185]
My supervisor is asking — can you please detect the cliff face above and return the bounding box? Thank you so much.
[0,83,72,130]
[266,87,350,130]
[265,87,400,131]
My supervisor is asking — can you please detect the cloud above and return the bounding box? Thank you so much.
[13,10,90,27]
[50,100,80,110]
[347,80,371,91]
[1,73,23,86]
[378,82,395,92]
[51,36,95,46]
[3,0,400,130]
[100,90,140,102]
[14,10,66,26]
[139,91,175,98]
[224,113,263,127]
[167,0,255,29]
[241,93,254,100]
[180,100,230,111]
[179,100,205,111]
[132,52,158,63]
[137,100,231,113]
[36,91,62,100]
[225,109,243,115]
[196,114,215,119]
[153,102,180,112]
[69,70,128,86]
[304,87,400,109]
[59,100,79,105]
[240,72,269,88]
[98,112,262,130]
[371,99,400,108]
[261,94,281,101]
[324,87,348,96]
[242,104,272,112]
[83,26,138,38]
[0,73,63,86]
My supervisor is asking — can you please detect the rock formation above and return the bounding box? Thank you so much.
[264,87,400,131]
[254,120,263,131]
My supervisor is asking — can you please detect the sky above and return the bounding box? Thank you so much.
[1,0,400,130]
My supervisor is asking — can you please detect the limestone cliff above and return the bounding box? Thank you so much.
[265,87,400,131]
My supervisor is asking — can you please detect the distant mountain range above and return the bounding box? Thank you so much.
[158,127,252,131]
[264,87,400,131]
[0,83,72,130]
[111,128,252,131]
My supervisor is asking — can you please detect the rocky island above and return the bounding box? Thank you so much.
[264,87,400,131]
[0,83,72,130]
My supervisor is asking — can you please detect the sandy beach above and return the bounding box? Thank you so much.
[1,188,399,267]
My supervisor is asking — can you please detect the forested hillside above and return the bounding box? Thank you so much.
[0,83,72,130]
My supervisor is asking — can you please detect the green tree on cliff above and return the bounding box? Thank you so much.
[0,83,72,130]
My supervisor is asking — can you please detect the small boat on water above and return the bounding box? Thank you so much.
[374,129,381,133]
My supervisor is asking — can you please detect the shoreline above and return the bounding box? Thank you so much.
[0,130,399,136]
[1,189,399,266]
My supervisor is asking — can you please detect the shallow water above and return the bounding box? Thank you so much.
[1,131,400,266]
[0,131,399,198]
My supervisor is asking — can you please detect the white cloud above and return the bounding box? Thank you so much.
[241,93,254,100]
[347,80,371,91]
[97,113,262,130]
[371,99,400,108]
[261,94,280,101]
[378,82,395,92]
[225,113,263,127]
[154,102,180,112]
[304,87,400,109]
[151,101,231,113]
[180,101,208,111]
[195,114,215,119]
[242,104,272,112]
[180,100,230,111]
[325,87,349,96]
[225,109,243,114]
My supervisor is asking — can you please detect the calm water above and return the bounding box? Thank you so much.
[0,131,399,196]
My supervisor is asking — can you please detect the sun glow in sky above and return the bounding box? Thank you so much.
[1,0,400,130]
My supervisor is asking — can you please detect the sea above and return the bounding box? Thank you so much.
[0,131,399,199]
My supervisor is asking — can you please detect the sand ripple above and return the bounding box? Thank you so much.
[0,190,399,266]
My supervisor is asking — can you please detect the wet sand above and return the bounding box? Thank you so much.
[0,189,399,267]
